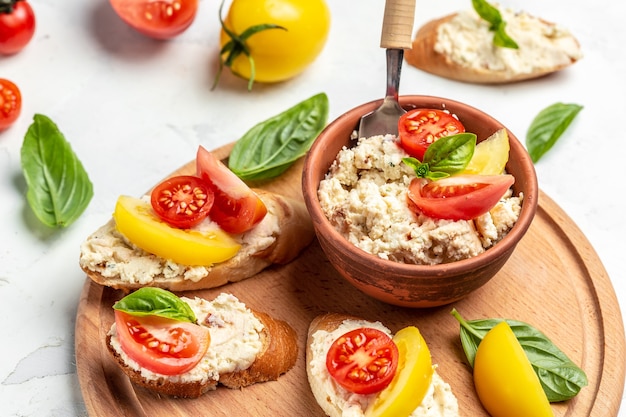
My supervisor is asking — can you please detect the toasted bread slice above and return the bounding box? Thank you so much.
[405,10,581,84]
[306,313,459,417]
[79,188,314,292]
[107,293,298,398]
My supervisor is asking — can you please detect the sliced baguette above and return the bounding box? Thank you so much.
[79,188,314,292]
[107,294,298,398]
[405,11,581,84]
[306,313,459,417]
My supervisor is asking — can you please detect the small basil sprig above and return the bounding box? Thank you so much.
[472,0,519,49]
[20,114,93,228]
[113,287,197,323]
[526,103,583,163]
[451,308,588,402]
[228,92,329,181]
[403,133,476,180]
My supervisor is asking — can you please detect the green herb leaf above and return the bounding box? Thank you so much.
[451,308,588,402]
[403,133,476,180]
[471,0,519,49]
[526,103,583,163]
[113,287,197,323]
[20,114,93,228]
[229,92,329,181]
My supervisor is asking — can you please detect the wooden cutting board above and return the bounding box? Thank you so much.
[75,143,626,416]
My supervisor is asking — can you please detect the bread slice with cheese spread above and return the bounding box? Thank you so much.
[306,313,459,417]
[107,292,298,398]
[405,8,582,84]
[79,187,314,292]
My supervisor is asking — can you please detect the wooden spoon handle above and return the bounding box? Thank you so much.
[380,0,416,49]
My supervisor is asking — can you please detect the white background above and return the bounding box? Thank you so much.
[1,0,624,415]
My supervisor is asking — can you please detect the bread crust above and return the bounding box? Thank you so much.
[80,189,314,292]
[405,13,580,84]
[107,308,298,398]
[305,313,367,417]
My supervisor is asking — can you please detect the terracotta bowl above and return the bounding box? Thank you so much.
[301,95,538,308]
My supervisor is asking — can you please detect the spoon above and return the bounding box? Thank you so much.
[358,0,416,138]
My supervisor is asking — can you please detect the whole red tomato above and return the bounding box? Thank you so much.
[0,0,35,55]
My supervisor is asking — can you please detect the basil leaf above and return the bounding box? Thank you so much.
[403,133,476,180]
[228,92,329,181]
[113,287,197,323]
[471,0,519,49]
[424,133,476,173]
[451,309,588,402]
[20,114,93,228]
[526,103,583,163]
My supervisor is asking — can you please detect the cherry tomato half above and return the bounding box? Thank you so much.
[196,146,267,234]
[399,109,465,160]
[114,310,211,375]
[109,0,198,39]
[0,78,21,130]
[407,174,515,221]
[150,175,215,229]
[326,327,399,395]
[0,0,35,55]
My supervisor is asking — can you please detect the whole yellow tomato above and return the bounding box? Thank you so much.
[216,0,331,89]
[474,321,554,417]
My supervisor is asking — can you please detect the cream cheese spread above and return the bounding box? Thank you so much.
[108,293,264,385]
[79,195,280,284]
[308,319,459,417]
[435,6,582,76]
[318,135,522,265]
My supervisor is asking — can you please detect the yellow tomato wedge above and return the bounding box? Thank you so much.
[113,195,241,266]
[365,326,434,417]
[474,321,554,417]
[462,128,510,175]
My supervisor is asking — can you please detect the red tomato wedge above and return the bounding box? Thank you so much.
[407,174,515,221]
[150,175,214,229]
[0,78,21,130]
[114,310,210,375]
[108,0,198,39]
[196,146,267,234]
[399,109,465,160]
[326,327,399,395]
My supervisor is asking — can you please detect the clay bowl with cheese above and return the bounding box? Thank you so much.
[302,95,538,308]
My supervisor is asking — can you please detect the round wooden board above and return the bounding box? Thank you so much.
[75,143,625,416]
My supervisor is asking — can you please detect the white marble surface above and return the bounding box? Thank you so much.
[1,0,624,415]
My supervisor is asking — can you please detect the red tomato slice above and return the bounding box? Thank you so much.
[0,78,21,130]
[0,0,36,55]
[114,310,210,375]
[399,109,465,160]
[109,0,198,39]
[326,327,399,395]
[407,174,515,221]
[150,175,214,229]
[196,146,267,234]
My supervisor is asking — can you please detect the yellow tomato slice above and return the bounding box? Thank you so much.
[462,128,510,175]
[113,195,241,266]
[365,326,434,417]
[474,321,554,417]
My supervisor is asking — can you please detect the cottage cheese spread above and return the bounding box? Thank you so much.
[109,293,264,385]
[308,319,459,417]
[318,135,522,265]
[79,196,280,284]
[435,6,582,76]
